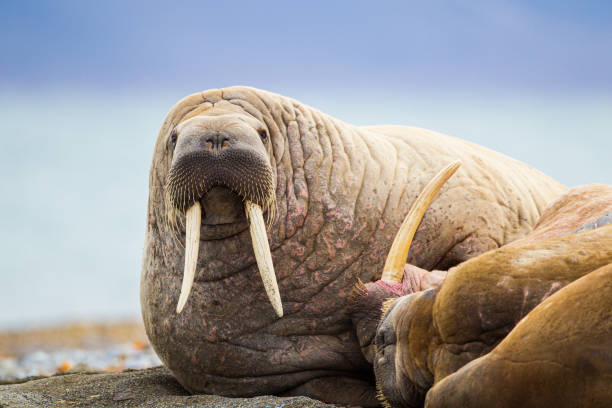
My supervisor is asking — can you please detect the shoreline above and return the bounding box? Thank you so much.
[0,320,159,382]
[0,320,148,358]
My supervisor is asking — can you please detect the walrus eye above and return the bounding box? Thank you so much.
[170,132,178,145]
[258,129,268,141]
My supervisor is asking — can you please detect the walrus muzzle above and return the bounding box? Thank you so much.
[165,150,281,316]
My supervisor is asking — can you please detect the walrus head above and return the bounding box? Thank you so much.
[374,291,436,408]
[164,110,281,316]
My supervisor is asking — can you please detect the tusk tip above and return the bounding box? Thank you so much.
[273,303,284,318]
[176,298,186,314]
[176,288,192,314]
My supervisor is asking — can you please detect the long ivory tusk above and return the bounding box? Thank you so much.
[176,201,201,313]
[381,160,462,283]
[245,201,283,318]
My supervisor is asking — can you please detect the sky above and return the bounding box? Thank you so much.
[0,1,610,328]
[2,1,612,93]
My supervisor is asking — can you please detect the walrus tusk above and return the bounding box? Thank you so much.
[245,201,284,317]
[381,160,462,283]
[176,201,201,313]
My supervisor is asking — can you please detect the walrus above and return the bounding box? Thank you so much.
[371,185,612,407]
[424,262,612,408]
[140,86,566,406]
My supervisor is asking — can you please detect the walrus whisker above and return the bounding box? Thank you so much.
[165,198,184,250]
[171,212,185,250]
[381,160,462,283]
[164,187,180,247]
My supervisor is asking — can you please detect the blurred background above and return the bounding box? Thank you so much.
[1,0,611,331]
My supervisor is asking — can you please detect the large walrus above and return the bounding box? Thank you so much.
[140,86,566,405]
[372,185,612,407]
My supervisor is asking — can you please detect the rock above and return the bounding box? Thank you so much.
[0,366,337,407]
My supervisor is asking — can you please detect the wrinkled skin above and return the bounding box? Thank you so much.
[507,184,612,247]
[425,263,612,408]
[140,86,565,406]
[373,185,612,407]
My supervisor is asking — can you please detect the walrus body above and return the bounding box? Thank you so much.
[140,86,565,405]
[374,185,612,407]
[425,263,612,408]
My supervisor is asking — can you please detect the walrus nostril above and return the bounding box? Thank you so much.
[205,134,230,151]
[220,136,229,150]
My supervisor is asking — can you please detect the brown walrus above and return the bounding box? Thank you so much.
[140,86,565,405]
[371,185,612,407]
[424,262,612,408]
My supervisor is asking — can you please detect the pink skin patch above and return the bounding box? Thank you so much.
[375,264,447,298]
[349,264,447,364]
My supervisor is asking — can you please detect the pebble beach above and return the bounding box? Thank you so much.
[0,321,161,383]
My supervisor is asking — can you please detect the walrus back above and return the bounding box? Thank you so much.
[361,124,567,246]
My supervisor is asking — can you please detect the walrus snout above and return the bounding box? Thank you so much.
[165,114,276,212]
[166,146,275,212]
[374,292,433,408]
